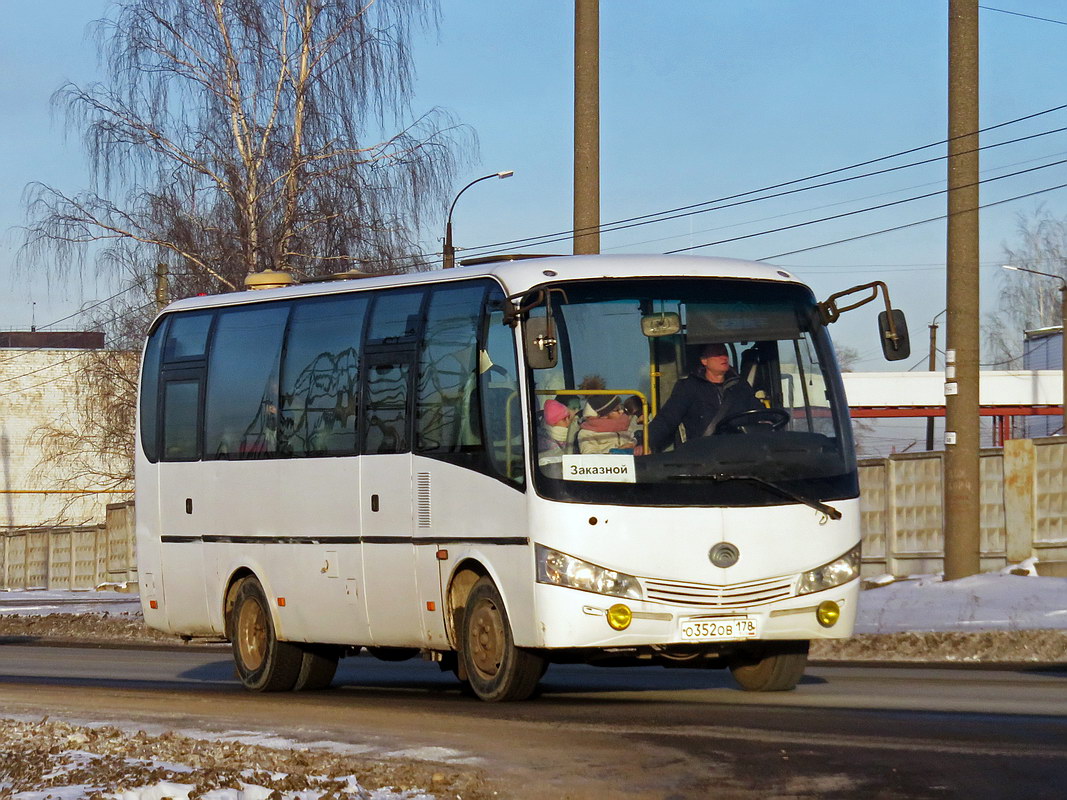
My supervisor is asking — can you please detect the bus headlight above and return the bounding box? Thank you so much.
[796,545,861,596]
[535,544,643,600]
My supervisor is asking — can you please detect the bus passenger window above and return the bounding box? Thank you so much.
[281,294,369,456]
[366,289,424,344]
[481,304,524,485]
[163,313,213,361]
[162,379,201,460]
[416,283,486,454]
[364,360,411,454]
[204,305,289,459]
[140,324,164,461]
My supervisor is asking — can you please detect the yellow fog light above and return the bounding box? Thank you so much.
[606,604,633,631]
[816,600,841,628]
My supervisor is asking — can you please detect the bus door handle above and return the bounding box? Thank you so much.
[370,494,380,512]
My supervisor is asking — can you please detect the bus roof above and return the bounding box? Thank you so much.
[156,254,802,317]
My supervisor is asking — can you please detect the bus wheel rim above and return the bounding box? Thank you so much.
[468,598,505,678]
[237,598,268,671]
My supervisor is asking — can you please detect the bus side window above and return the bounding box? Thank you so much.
[163,312,213,361]
[281,293,369,456]
[140,321,165,462]
[415,282,486,454]
[480,299,525,485]
[361,288,426,455]
[162,378,202,460]
[203,304,290,459]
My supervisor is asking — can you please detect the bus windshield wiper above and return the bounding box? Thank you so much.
[668,472,842,520]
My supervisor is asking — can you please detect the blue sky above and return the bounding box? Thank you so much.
[2,1,1067,375]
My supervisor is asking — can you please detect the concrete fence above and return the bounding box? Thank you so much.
[859,436,1067,577]
[3,440,1066,589]
[0,501,136,590]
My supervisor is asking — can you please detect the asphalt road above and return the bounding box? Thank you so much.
[0,643,1065,799]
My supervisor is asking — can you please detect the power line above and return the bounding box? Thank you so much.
[37,279,147,331]
[665,155,1067,256]
[759,180,1067,261]
[980,5,1067,26]
[609,145,1067,254]
[427,102,1067,261]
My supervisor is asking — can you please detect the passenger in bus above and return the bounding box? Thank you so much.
[537,396,579,476]
[645,342,761,452]
[539,397,577,454]
[576,380,637,454]
[622,395,645,443]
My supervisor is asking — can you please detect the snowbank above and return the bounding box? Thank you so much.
[856,560,1067,634]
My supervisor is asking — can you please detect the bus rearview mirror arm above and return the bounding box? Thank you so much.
[818,280,911,362]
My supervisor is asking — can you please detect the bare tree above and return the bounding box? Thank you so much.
[21,0,470,298]
[31,284,156,520]
[985,207,1067,366]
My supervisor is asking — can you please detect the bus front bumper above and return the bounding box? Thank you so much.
[529,579,860,650]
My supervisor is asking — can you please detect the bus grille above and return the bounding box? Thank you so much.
[642,574,795,609]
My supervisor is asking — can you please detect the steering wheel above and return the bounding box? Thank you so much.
[715,408,790,434]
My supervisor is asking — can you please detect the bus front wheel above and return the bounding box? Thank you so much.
[230,577,303,692]
[459,577,545,702]
[728,641,809,692]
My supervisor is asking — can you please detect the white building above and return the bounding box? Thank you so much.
[0,331,122,530]
[1023,325,1064,438]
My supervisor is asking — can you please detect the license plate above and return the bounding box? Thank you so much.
[679,616,760,642]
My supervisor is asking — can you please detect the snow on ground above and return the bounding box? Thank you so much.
[0,717,452,800]
[0,587,142,616]
[856,559,1067,634]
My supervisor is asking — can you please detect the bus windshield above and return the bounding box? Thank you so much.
[529,278,857,508]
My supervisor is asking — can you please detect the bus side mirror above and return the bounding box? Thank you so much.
[878,309,911,361]
[524,317,558,369]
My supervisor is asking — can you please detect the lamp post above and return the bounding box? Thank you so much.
[1003,264,1067,435]
[443,171,514,269]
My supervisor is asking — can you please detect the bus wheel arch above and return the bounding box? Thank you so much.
[445,560,488,651]
[223,568,257,641]
[227,573,303,692]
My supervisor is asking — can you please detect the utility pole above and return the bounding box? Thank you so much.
[154,262,170,313]
[573,0,600,255]
[943,0,981,580]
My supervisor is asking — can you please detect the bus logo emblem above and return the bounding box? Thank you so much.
[709,543,739,568]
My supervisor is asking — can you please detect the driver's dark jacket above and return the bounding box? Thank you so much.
[646,369,761,452]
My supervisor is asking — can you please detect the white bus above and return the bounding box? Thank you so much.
[136,254,909,701]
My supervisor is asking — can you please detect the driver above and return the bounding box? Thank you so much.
[645,342,762,452]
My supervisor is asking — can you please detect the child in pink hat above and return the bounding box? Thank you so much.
[538,397,578,472]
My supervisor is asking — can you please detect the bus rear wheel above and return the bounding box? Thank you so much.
[230,577,303,692]
[459,577,545,702]
[293,645,340,691]
[728,641,809,692]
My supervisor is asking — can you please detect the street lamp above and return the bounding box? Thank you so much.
[443,171,514,269]
[927,307,947,451]
[1003,264,1067,435]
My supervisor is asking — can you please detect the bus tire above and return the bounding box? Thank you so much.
[230,577,302,692]
[728,641,809,692]
[293,645,340,691]
[459,577,545,702]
